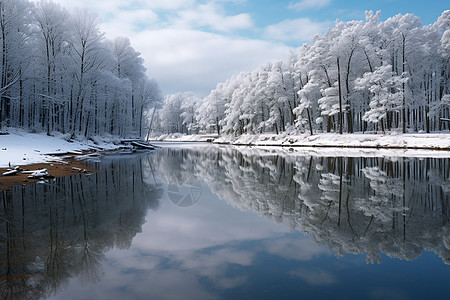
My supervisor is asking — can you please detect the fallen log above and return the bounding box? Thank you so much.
[21,170,43,174]
[67,150,83,155]
[44,151,69,156]
[2,170,17,176]
[130,141,155,150]
[27,169,54,179]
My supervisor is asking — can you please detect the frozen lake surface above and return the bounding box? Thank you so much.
[1,144,450,299]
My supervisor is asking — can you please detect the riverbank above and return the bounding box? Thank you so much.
[0,129,120,190]
[3,130,450,190]
[0,157,106,191]
[0,128,119,168]
[152,132,450,151]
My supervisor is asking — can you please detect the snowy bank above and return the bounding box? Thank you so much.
[214,132,450,150]
[0,129,119,168]
[151,133,219,143]
[153,132,450,150]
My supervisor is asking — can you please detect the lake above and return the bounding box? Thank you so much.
[1,144,450,300]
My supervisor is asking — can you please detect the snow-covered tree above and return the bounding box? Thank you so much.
[355,65,408,131]
[0,0,160,139]
[0,0,31,129]
[159,92,200,134]
[157,10,449,137]
[197,84,227,135]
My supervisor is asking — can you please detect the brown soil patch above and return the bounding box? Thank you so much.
[0,157,106,191]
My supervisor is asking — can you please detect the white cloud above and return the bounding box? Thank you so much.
[264,18,331,42]
[50,0,195,11]
[288,0,332,11]
[176,3,253,32]
[140,0,196,10]
[49,0,127,12]
[37,0,293,97]
[132,191,290,251]
[102,9,159,33]
[55,263,217,300]
[129,29,291,96]
[290,268,337,286]
[178,248,253,289]
[263,237,330,261]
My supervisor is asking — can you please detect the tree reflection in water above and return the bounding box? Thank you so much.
[1,146,450,299]
[0,154,163,299]
[151,147,450,264]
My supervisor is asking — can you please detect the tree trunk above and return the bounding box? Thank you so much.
[307,108,313,136]
[345,48,354,133]
[402,33,406,133]
[337,57,343,134]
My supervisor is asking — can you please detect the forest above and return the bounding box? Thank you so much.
[0,0,161,139]
[155,10,450,136]
[1,1,448,140]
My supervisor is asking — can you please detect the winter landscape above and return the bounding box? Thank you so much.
[1,0,450,299]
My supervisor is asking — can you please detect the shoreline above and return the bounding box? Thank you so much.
[0,129,120,168]
[213,142,450,151]
[3,131,450,190]
[150,132,450,151]
[0,155,106,191]
[153,139,450,151]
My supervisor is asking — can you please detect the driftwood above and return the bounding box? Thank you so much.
[21,170,43,174]
[2,166,23,176]
[67,150,83,155]
[45,150,84,156]
[130,141,155,150]
[27,169,54,179]
[2,170,18,176]
[44,151,69,156]
[72,167,88,173]
[121,139,157,150]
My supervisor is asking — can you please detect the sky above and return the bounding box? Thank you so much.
[49,0,449,97]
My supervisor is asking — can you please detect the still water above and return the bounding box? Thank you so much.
[1,144,450,300]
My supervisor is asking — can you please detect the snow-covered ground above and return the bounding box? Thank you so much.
[152,133,219,142]
[0,129,119,168]
[2,130,450,168]
[152,132,450,158]
[214,132,450,150]
[154,132,450,150]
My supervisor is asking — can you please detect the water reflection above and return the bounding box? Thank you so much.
[0,154,163,299]
[1,146,450,299]
[151,147,450,264]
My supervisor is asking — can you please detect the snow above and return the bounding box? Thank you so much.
[2,129,450,169]
[213,132,450,150]
[152,133,219,143]
[0,129,119,168]
[27,169,51,179]
[153,132,450,158]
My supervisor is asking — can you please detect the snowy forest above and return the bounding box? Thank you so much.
[155,11,450,136]
[0,0,161,138]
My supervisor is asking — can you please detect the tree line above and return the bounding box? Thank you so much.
[155,10,449,136]
[0,0,161,138]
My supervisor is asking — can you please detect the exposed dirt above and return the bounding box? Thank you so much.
[0,156,107,191]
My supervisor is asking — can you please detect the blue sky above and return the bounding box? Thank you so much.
[51,0,449,96]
